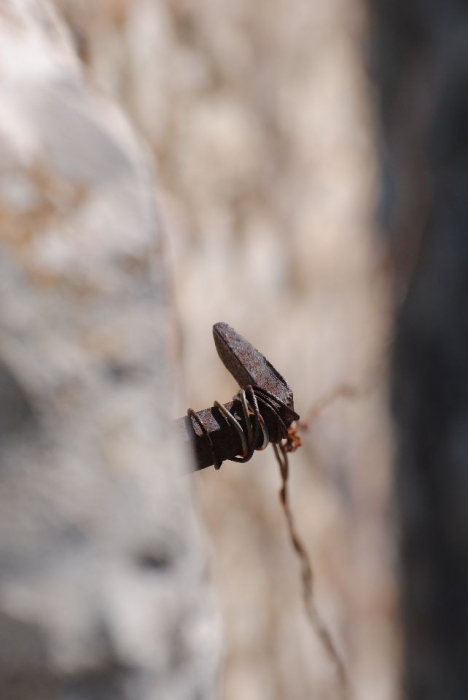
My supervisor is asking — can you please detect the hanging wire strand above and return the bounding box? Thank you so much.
[190,383,349,697]
[272,438,349,700]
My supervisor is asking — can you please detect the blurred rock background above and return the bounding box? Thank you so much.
[0,2,218,698]
[53,1,398,698]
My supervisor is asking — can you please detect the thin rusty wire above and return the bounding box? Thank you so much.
[275,381,378,698]
[214,383,351,697]
[298,383,360,430]
[196,382,354,697]
[215,385,270,463]
[194,385,270,466]
[273,435,349,700]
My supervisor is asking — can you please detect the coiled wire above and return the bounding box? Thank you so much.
[187,384,295,470]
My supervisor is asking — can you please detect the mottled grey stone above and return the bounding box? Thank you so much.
[0,1,219,698]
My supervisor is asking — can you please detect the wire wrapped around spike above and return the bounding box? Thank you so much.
[187,408,223,470]
[214,385,270,464]
[187,384,298,469]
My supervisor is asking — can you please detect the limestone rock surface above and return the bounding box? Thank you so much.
[0,2,218,698]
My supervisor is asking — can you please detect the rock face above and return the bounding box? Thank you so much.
[0,1,218,698]
[48,3,397,699]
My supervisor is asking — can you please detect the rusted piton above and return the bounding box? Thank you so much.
[177,323,299,471]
